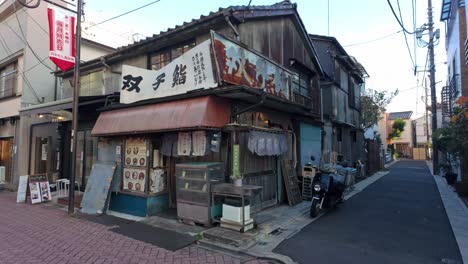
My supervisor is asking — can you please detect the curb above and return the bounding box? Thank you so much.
[429,162,468,264]
[201,166,394,264]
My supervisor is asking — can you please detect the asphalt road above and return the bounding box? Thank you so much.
[274,160,462,264]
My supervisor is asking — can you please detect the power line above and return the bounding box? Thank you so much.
[3,16,53,74]
[21,6,48,35]
[0,30,42,103]
[11,4,55,71]
[343,30,402,47]
[86,0,162,29]
[396,0,415,68]
[386,0,416,34]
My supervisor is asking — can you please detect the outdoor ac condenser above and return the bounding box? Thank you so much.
[0,166,5,184]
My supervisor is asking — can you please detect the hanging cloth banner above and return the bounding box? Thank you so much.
[47,5,75,72]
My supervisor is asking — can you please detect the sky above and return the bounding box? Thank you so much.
[82,0,447,117]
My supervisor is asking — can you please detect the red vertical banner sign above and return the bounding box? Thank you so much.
[47,6,75,72]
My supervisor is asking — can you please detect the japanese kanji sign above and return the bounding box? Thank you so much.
[211,32,292,99]
[120,40,217,104]
[47,6,75,72]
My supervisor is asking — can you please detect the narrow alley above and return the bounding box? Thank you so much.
[274,160,463,264]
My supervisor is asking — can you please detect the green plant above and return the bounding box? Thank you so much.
[360,88,398,130]
[434,96,468,186]
[389,118,406,140]
[433,96,468,161]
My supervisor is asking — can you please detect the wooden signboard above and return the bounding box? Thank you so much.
[281,160,302,206]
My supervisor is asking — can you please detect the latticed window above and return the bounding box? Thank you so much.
[0,62,17,99]
[149,40,196,70]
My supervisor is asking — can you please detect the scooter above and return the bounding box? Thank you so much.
[309,157,345,218]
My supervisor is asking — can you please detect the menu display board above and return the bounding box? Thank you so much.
[124,138,147,167]
[123,138,147,193]
[28,174,51,204]
[123,168,146,192]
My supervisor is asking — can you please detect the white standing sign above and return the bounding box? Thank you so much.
[120,39,218,104]
[16,175,28,203]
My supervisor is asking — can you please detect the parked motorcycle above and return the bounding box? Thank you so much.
[308,157,346,218]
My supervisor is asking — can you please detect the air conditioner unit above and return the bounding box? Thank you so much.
[0,166,5,184]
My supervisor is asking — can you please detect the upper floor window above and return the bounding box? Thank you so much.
[292,73,311,97]
[149,40,196,70]
[0,62,17,99]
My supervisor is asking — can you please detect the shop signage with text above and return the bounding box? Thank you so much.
[47,5,75,72]
[211,32,292,100]
[120,40,217,104]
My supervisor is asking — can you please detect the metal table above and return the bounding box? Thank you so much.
[211,183,262,232]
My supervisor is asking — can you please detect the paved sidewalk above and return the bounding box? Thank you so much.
[428,161,468,264]
[0,191,270,264]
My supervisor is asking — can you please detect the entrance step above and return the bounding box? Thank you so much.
[200,227,257,250]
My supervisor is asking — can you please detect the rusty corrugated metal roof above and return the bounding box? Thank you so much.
[91,96,230,136]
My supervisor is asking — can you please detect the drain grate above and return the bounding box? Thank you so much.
[269,228,286,236]
[441,258,462,264]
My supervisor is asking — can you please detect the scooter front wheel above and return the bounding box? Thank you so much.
[310,199,321,218]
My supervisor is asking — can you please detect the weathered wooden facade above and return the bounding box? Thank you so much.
[310,34,368,166]
[56,1,324,217]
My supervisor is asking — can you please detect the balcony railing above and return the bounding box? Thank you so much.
[441,74,460,117]
[61,71,121,99]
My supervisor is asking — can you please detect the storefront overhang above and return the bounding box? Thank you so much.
[91,96,230,136]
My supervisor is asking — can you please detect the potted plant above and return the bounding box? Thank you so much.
[433,96,468,188]
[440,162,457,185]
[231,174,243,187]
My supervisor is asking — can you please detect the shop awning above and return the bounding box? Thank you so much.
[91,96,230,136]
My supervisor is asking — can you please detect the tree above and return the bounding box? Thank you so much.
[433,96,468,189]
[360,88,398,130]
[389,118,406,140]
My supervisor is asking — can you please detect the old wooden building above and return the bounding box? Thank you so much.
[53,1,324,219]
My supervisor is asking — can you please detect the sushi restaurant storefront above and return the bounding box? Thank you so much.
[90,38,230,217]
[91,96,231,217]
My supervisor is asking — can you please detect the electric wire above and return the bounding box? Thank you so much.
[387,0,416,34]
[396,0,415,68]
[11,3,55,71]
[0,29,42,103]
[343,30,402,47]
[16,0,40,8]
[86,0,162,29]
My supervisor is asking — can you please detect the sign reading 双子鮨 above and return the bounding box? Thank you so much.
[47,5,75,72]
[211,31,292,100]
[120,39,218,104]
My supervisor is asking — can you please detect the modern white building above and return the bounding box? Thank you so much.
[0,0,114,189]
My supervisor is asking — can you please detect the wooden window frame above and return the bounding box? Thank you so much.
[148,40,196,71]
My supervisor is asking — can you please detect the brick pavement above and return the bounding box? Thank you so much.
[0,192,272,264]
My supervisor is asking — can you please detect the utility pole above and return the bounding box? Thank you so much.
[68,0,83,215]
[424,77,430,160]
[427,0,438,174]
